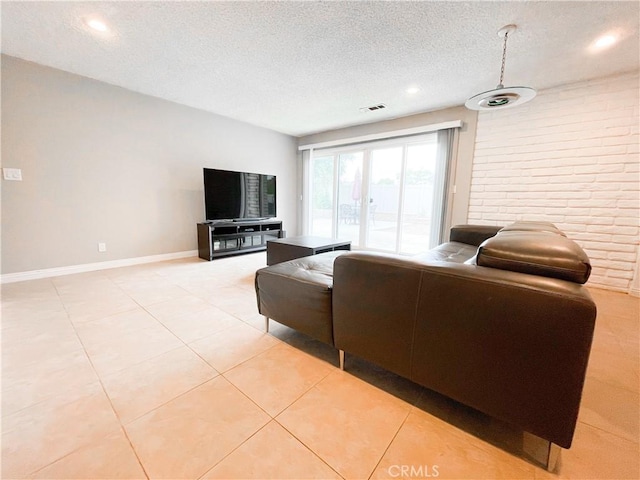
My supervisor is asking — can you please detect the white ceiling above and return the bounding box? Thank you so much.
[2,1,638,137]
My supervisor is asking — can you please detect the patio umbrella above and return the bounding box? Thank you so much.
[351,167,362,206]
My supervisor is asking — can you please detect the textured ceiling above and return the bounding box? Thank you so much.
[2,1,639,137]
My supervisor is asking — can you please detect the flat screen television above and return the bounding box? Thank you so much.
[203,168,276,221]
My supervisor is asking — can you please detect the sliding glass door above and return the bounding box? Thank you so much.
[367,146,403,251]
[306,131,452,254]
[308,153,334,238]
[336,152,364,247]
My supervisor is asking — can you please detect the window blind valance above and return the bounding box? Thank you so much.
[297,120,462,151]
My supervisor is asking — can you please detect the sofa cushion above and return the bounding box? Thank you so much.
[500,221,567,236]
[476,231,591,284]
[413,241,478,264]
[449,224,504,246]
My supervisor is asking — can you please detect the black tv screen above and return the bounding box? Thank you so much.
[203,168,276,221]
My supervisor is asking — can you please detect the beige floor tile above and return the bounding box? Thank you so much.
[52,271,114,288]
[105,261,174,280]
[73,306,160,340]
[242,311,271,331]
[29,430,147,479]
[617,334,640,359]
[578,376,639,443]
[207,286,260,320]
[2,328,85,369]
[56,284,129,303]
[157,305,244,343]
[224,343,333,416]
[189,322,279,372]
[2,347,93,392]
[175,271,237,294]
[1,382,122,479]
[53,274,129,298]
[75,308,184,377]
[125,376,270,479]
[371,409,536,480]
[202,421,341,479]
[2,353,99,417]
[551,422,640,479]
[266,321,342,367]
[1,301,68,324]
[586,347,640,393]
[106,267,164,284]
[589,322,626,356]
[1,287,63,303]
[63,295,141,324]
[192,285,245,301]
[414,388,507,441]
[1,313,75,344]
[342,354,427,406]
[143,294,213,322]
[118,280,191,307]
[101,346,218,423]
[2,257,638,480]
[601,313,640,343]
[277,370,412,479]
[1,278,58,299]
[589,288,640,320]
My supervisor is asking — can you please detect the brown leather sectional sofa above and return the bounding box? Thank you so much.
[255,221,597,464]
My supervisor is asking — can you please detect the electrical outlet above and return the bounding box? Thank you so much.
[3,168,22,181]
[98,243,107,252]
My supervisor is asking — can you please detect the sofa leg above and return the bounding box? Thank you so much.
[339,350,345,370]
[546,443,561,472]
[522,433,561,472]
[264,316,269,333]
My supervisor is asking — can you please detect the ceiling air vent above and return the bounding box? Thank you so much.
[360,103,387,113]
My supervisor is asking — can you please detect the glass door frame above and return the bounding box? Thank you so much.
[304,131,452,253]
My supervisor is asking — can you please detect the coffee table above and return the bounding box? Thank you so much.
[266,235,351,265]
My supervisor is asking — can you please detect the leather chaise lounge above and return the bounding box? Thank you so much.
[254,221,597,470]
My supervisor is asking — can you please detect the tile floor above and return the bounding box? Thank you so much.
[1,253,638,479]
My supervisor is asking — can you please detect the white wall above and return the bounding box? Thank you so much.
[469,71,639,292]
[1,55,298,275]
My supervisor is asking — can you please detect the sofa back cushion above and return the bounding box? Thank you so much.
[449,224,504,246]
[499,220,567,236]
[413,241,478,264]
[476,231,592,284]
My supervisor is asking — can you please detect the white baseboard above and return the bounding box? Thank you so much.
[630,287,640,298]
[1,250,198,284]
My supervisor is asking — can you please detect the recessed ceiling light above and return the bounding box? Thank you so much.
[590,33,619,53]
[86,18,109,32]
[595,34,617,49]
[406,87,420,95]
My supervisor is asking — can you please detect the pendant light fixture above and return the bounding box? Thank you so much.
[465,24,536,111]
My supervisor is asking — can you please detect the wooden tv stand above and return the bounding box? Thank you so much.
[197,220,284,261]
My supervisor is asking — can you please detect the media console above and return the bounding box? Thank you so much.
[197,220,284,261]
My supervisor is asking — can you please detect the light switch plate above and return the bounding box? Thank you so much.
[3,168,22,181]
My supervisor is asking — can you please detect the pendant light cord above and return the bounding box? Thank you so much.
[498,31,508,88]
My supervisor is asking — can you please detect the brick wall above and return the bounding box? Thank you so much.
[469,71,639,292]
